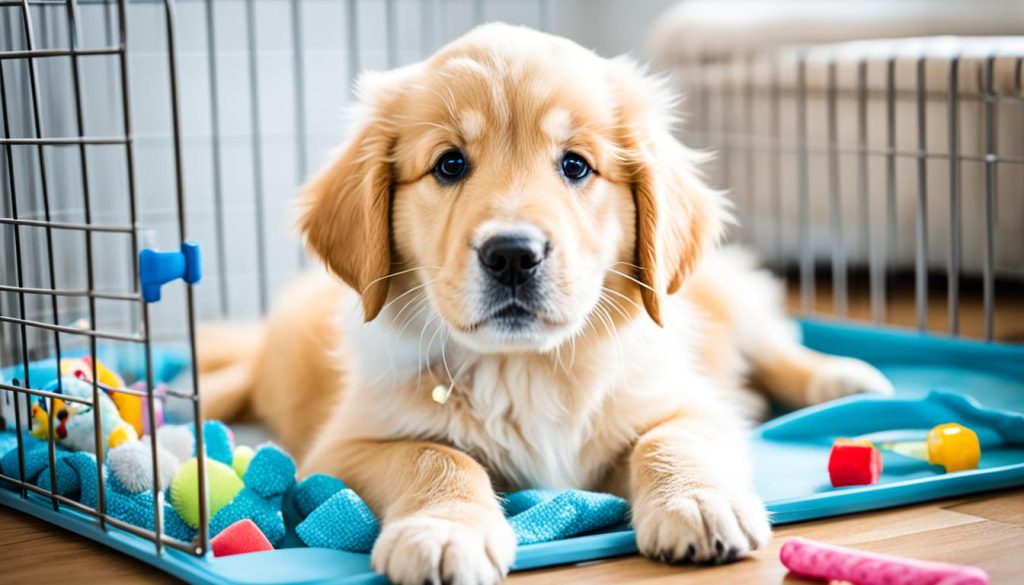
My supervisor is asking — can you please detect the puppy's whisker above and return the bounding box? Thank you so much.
[605,267,658,294]
[603,297,632,322]
[449,354,476,391]
[360,265,440,295]
[417,312,441,390]
[580,311,600,346]
[441,327,454,388]
[604,260,645,271]
[423,316,446,384]
[553,343,569,376]
[600,292,632,321]
[603,291,633,317]
[568,326,578,371]
[581,261,644,273]
[385,288,430,333]
[594,305,616,374]
[396,297,434,340]
[601,286,643,312]
[378,286,432,387]
[380,279,435,316]
[595,299,626,386]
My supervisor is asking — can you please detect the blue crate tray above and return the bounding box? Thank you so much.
[2,319,1023,584]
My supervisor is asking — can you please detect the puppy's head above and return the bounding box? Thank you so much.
[301,24,724,354]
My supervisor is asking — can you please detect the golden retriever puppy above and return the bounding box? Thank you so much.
[199,24,893,585]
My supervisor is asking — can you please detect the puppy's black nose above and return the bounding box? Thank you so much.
[478,234,548,287]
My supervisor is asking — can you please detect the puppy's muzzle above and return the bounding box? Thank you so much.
[477,233,549,288]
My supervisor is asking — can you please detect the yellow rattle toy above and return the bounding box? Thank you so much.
[880,422,981,473]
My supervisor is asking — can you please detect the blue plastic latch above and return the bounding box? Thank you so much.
[139,241,202,303]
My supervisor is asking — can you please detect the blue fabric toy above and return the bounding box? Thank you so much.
[208,443,296,546]
[210,488,286,546]
[2,427,630,554]
[503,489,559,516]
[2,353,635,557]
[296,488,380,552]
[63,451,105,508]
[244,443,296,498]
[289,477,629,552]
[292,473,346,517]
[201,420,235,465]
[1,432,49,480]
[0,431,20,454]
[35,452,80,496]
[0,431,196,542]
[506,490,629,545]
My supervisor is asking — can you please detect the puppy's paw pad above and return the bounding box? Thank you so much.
[634,490,771,565]
[371,516,515,585]
[806,357,894,404]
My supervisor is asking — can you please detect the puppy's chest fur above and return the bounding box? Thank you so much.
[341,305,698,493]
[442,356,627,491]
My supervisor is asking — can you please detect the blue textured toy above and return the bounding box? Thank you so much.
[293,473,346,517]
[244,444,295,498]
[295,488,379,552]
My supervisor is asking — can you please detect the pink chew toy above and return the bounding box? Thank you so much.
[780,537,988,585]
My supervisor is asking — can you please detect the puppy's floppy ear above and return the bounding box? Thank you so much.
[299,70,410,322]
[610,59,728,326]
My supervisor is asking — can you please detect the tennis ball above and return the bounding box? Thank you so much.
[232,445,255,478]
[170,457,244,528]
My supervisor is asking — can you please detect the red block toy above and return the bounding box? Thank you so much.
[828,438,883,487]
[211,519,274,557]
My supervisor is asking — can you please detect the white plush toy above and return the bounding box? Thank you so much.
[106,424,198,493]
[107,439,180,492]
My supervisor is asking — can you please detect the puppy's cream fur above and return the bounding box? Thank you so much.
[199,24,893,585]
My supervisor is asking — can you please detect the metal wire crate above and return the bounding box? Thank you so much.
[0,0,556,562]
[0,0,211,556]
[0,0,1021,574]
[659,38,1024,341]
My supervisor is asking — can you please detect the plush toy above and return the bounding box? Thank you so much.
[62,357,168,437]
[110,381,167,437]
[30,368,180,491]
[107,438,180,493]
[170,457,244,528]
[207,444,295,545]
[157,424,195,463]
[62,356,167,438]
[232,445,255,478]
[30,377,137,453]
[61,356,124,388]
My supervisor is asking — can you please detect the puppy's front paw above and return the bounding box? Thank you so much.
[806,357,894,404]
[634,490,771,565]
[371,514,516,585]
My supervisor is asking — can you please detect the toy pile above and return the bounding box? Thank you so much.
[0,356,631,558]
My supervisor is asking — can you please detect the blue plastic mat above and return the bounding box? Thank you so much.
[2,320,1023,584]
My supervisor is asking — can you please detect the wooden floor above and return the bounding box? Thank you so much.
[3,489,1022,584]
[510,489,1024,585]
[2,284,1022,583]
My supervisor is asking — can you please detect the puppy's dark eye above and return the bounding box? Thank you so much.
[561,152,591,182]
[434,149,467,184]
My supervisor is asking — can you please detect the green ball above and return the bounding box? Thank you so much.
[232,445,255,478]
[170,457,244,529]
